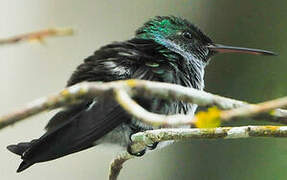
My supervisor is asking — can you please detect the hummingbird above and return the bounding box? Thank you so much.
[7,16,276,173]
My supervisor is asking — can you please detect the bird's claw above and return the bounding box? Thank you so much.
[127,144,146,157]
[147,142,159,150]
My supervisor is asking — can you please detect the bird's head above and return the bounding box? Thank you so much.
[136,16,276,64]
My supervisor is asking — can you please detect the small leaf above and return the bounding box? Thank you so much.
[195,107,221,128]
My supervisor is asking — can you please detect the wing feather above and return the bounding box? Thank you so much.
[21,98,128,163]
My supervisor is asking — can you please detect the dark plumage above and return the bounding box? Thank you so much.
[7,16,276,173]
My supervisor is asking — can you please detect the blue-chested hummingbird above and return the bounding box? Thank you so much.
[7,16,276,172]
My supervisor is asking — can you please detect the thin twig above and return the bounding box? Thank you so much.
[221,97,287,120]
[131,126,287,148]
[114,89,193,127]
[0,28,73,46]
[109,152,134,180]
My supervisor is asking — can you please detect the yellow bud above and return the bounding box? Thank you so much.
[126,79,137,87]
[195,107,221,128]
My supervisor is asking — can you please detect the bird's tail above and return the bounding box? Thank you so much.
[7,142,35,172]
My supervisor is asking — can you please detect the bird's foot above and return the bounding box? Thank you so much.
[127,144,146,157]
[128,133,146,156]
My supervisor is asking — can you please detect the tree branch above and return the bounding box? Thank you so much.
[108,125,287,180]
[1,80,287,129]
[1,79,287,180]
[0,28,73,46]
[131,126,287,145]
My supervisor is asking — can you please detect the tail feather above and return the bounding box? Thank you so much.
[17,161,34,173]
[7,141,36,173]
[7,98,126,173]
[7,142,31,156]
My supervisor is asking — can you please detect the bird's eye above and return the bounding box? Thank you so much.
[182,31,192,39]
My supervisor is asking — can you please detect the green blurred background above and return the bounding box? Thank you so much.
[0,0,286,179]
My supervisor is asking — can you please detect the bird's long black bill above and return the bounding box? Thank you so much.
[208,44,277,56]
